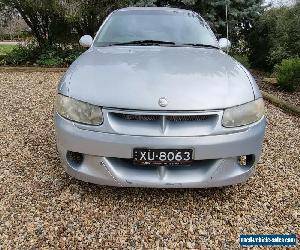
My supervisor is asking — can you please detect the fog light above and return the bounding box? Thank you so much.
[237,155,255,167]
[66,151,84,167]
[238,155,247,166]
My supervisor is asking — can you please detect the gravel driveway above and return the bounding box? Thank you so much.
[0,71,299,249]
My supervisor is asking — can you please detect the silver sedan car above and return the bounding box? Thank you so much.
[55,7,266,188]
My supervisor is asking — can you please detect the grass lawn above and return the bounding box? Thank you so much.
[0,44,16,56]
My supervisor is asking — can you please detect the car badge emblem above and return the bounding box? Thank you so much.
[158,97,168,107]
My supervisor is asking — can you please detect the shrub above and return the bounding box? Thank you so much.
[2,43,84,66]
[247,2,300,71]
[36,55,64,66]
[274,58,300,92]
[3,44,38,65]
[232,54,251,69]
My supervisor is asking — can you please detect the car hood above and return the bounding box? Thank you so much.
[59,46,255,110]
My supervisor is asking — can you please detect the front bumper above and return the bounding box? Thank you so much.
[55,113,266,188]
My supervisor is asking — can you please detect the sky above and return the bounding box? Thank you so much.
[265,0,296,6]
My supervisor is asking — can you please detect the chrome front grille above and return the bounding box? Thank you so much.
[166,115,209,122]
[113,113,209,122]
[108,110,220,137]
[114,113,160,121]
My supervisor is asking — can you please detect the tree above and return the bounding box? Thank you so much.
[62,0,156,37]
[155,0,265,43]
[1,0,265,49]
[0,3,15,39]
[247,1,300,70]
[0,0,72,46]
[62,0,129,37]
[0,2,15,28]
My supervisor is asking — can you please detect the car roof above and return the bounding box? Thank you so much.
[114,7,197,15]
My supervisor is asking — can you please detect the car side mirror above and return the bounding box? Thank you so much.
[79,35,93,48]
[218,38,231,51]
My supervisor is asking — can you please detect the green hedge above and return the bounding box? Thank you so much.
[274,58,300,92]
[1,44,84,66]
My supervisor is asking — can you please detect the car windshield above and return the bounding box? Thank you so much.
[94,10,218,47]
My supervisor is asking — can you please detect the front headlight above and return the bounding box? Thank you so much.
[56,94,103,125]
[222,98,264,127]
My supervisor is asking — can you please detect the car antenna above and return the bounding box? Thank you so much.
[225,0,229,54]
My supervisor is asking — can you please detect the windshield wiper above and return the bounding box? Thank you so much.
[182,43,219,49]
[108,40,176,46]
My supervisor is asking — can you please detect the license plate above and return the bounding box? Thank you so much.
[133,148,193,166]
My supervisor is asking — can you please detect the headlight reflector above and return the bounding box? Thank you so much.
[56,94,103,125]
[222,98,264,127]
